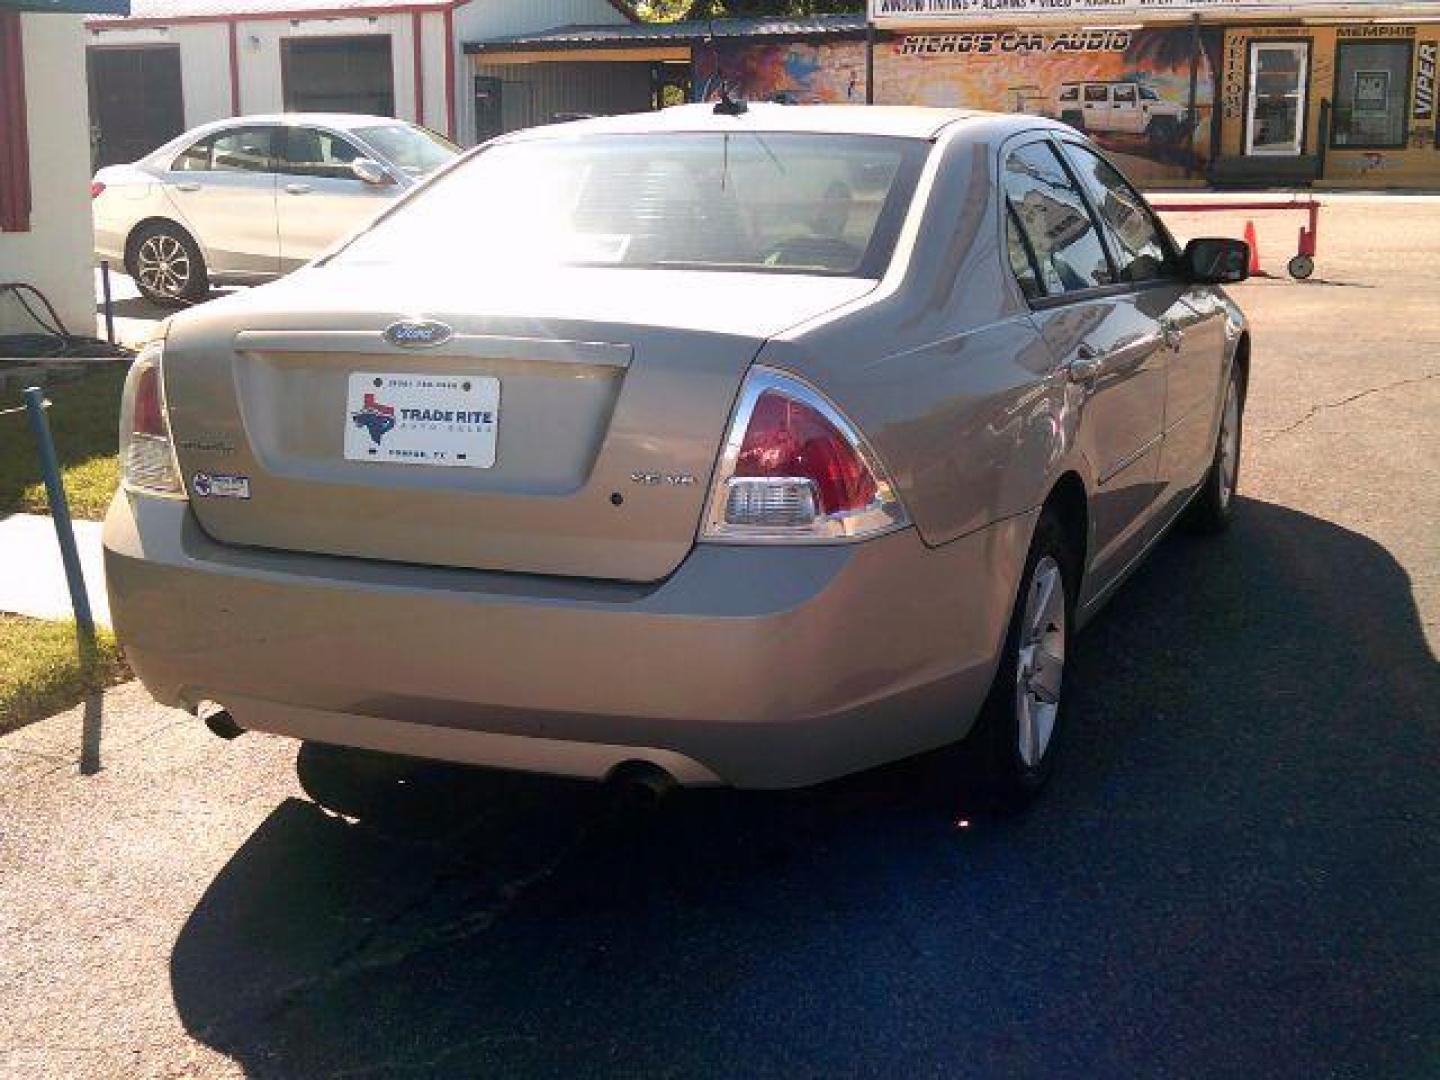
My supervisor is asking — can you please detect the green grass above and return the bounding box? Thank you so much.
[0,615,130,734]
[0,364,128,520]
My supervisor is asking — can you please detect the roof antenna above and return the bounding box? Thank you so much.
[707,11,746,115]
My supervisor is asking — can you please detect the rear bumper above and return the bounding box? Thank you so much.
[104,494,1033,788]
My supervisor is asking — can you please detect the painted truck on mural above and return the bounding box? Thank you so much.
[1051,80,1190,146]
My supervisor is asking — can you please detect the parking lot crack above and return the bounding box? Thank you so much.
[1262,371,1440,440]
[199,808,605,1049]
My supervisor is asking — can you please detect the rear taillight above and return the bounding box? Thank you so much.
[120,341,185,498]
[701,367,907,543]
[90,181,106,199]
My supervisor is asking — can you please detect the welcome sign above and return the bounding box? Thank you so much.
[869,0,1440,25]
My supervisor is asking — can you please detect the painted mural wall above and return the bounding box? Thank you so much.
[696,27,1221,186]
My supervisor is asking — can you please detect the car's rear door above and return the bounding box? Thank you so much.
[164,124,280,277]
[1002,134,1169,595]
[1055,138,1230,509]
[274,126,396,270]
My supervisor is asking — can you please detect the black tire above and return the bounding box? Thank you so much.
[1060,110,1085,132]
[1287,254,1315,280]
[129,221,209,306]
[1185,365,1245,534]
[967,508,1079,812]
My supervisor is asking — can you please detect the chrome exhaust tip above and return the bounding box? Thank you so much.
[607,760,677,803]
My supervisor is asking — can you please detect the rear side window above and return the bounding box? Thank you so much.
[1058,86,1079,102]
[1002,141,1112,296]
[1084,85,1108,104]
[1005,205,1043,301]
[171,137,212,172]
[1060,143,1173,283]
[210,127,274,173]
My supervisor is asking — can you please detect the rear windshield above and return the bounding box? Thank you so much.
[332,132,930,277]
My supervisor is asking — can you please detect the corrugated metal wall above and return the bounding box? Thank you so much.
[470,61,655,136]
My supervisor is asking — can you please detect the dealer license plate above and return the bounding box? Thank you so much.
[344,373,500,468]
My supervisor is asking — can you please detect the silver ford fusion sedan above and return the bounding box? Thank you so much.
[104,104,1250,808]
[92,114,457,305]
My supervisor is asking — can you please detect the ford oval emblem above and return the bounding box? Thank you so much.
[383,319,453,349]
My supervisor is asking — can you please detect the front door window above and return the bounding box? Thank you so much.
[1247,42,1309,156]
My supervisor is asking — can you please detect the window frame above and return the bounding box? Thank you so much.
[1053,137,1182,287]
[998,133,1121,311]
[1242,37,1313,158]
[1330,37,1414,151]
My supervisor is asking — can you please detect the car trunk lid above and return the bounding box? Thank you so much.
[163,265,875,582]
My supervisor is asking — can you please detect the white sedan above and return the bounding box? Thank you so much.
[92,114,457,305]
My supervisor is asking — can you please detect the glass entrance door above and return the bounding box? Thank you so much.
[1246,42,1309,155]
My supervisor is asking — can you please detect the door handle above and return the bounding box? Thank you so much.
[174,181,201,192]
[284,183,312,195]
[1068,343,1106,383]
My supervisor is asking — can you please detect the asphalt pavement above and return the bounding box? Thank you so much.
[1,197,1437,1079]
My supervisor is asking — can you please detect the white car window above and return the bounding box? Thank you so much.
[171,136,212,172]
[210,127,275,174]
[279,128,363,180]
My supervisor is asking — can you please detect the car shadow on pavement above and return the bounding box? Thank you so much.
[168,497,1440,1079]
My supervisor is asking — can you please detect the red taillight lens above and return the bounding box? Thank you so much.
[120,343,184,497]
[132,362,166,437]
[702,367,907,543]
[90,181,106,200]
[735,391,876,515]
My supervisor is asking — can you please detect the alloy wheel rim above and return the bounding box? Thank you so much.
[136,234,190,297]
[1218,379,1240,508]
[1015,555,1066,769]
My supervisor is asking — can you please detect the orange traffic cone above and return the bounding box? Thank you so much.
[1243,219,1262,276]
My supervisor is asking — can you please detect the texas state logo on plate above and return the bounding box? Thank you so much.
[343,372,500,469]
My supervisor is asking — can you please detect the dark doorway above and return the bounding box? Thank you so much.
[474,75,503,143]
[86,45,184,168]
[281,36,394,116]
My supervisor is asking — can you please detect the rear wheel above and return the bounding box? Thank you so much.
[968,509,1077,811]
[130,222,208,306]
[1185,365,1244,534]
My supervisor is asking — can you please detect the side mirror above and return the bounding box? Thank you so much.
[1182,237,1249,284]
[350,158,395,187]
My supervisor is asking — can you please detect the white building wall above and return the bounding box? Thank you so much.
[85,23,231,128]
[418,9,447,134]
[0,15,94,337]
[88,12,444,130]
[235,13,419,120]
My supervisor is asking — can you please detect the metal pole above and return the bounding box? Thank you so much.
[865,21,876,105]
[100,260,116,345]
[23,386,95,642]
